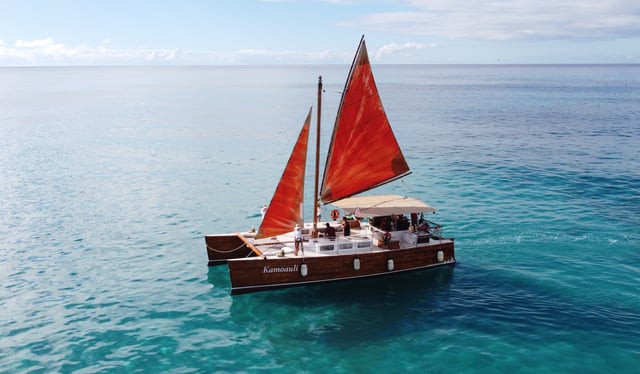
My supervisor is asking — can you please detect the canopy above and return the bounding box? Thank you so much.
[332,194,435,218]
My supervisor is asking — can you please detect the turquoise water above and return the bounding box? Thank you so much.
[1,65,638,373]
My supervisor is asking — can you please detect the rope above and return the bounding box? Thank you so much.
[207,238,302,257]
[206,243,247,253]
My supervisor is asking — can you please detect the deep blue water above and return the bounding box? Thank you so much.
[1,65,639,373]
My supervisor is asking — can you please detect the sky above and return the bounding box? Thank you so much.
[1,0,639,66]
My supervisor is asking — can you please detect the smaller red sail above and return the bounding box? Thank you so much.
[256,109,311,239]
[320,37,411,203]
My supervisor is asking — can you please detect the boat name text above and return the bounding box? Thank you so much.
[263,265,299,274]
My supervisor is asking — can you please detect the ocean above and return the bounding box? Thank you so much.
[0,64,638,373]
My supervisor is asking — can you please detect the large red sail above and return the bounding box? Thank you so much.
[256,109,311,239]
[320,37,411,204]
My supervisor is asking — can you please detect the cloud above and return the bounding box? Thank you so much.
[0,37,341,65]
[374,42,436,60]
[344,0,640,40]
[0,37,181,65]
[232,48,336,62]
[14,37,73,58]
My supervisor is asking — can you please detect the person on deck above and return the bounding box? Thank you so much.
[261,204,267,219]
[383,231,392,246]
[324,223,336,239]
[342,217,351,236]
[294,224,303,256]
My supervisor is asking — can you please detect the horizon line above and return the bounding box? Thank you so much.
[2,62,639,68]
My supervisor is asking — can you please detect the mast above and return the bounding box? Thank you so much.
[312,76,322,237]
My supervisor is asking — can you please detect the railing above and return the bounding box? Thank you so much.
[422,220,443,239]
[366,219,445,247]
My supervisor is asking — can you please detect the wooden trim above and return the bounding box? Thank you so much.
[235,233,264,257]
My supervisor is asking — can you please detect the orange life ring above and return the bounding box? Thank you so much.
[330,209,340,221]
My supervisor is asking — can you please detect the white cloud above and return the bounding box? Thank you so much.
[233,48,336,62]
[237,48,296,58]
[0,37,181,65]
[374,42,436,60]
[14,38,71,57]
[345,0,640,40]
[16,38,57,48]
[0,37,338,66]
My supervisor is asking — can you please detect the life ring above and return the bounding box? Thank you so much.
[330,209,340,221]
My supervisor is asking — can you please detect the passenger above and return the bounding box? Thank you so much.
[324,223,336,239]
[342,217,351,236]
[383,231,392,246]
[397,215,410,230]
[417,220,430,232]
[294,224,303,255]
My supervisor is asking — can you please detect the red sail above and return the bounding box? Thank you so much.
[256,109,311,239]
[320,37,411,204]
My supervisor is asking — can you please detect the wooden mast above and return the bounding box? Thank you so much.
[312,76,322,237]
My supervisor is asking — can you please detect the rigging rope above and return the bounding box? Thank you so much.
[206,243,247,253]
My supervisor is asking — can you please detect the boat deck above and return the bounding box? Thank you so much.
[251,221,453,259]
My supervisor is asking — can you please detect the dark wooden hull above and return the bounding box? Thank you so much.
[227,241,455,295]
[205,234,255,266]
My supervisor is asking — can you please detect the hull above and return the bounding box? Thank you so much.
[227,240,455,295]
[205,234,255,266]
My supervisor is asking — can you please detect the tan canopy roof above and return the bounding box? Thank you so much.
[332,194,436,218]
